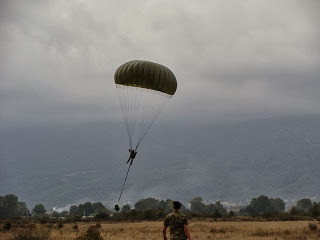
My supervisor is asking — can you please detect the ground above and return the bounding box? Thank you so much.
[1,220,320,240]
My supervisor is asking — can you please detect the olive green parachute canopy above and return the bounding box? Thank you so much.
[114,60,177,95]
[114,60,177,150]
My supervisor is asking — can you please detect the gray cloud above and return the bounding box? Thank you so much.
[1,0,319,127]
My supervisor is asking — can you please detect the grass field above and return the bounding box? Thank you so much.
[1,220,320,240]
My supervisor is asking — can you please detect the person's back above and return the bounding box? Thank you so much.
[163,201,191,240]
[164,211,188,240]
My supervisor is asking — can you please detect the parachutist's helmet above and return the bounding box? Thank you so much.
[115,205,120,211]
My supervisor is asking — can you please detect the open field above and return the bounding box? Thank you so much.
[1,220,320,240]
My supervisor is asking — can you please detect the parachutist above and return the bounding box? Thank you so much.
[127,149,137,165]
[115,60,176,203]
[115,205,120,211]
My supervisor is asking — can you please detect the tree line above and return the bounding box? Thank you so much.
[1,194,319,221]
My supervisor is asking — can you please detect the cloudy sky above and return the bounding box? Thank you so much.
[1,0,320,208]
[1,0,319,127]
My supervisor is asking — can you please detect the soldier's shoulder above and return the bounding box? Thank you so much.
[166,212,176,218]
[176,212,187,217]
[166,211,187,218]
[164,212,173,219]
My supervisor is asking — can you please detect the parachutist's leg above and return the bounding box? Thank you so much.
[127,158,130,164]
[130,159,133,165]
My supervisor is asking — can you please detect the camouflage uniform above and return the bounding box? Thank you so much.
[164,211,188,240]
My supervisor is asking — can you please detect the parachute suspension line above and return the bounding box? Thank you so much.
[129,86,140,149]
[132,86,140,148]
[127,85,136,148]
[116,85,172,149]
[139,89,171,145]
[117,85,139,149]
[118,162,132,202]
[126,85,133,149]
[117,85,132,149]
[135,90,172,148]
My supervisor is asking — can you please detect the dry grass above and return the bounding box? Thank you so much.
[1,220,320,240]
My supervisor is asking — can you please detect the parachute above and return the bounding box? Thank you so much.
[114,60,177,208]
[115,60,177,150]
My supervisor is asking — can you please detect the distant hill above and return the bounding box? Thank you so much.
[1,115,320,210]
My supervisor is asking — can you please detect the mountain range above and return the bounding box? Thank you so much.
[1,115,320,210]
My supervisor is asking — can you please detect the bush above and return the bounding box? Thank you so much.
[75,225,103,240]
[308,223,317,231]
[3,221,12,231]
[73,224,79,230]
[57,222,64,229]
[46,223,54,229]
[94,212,109,220]
[13,225,51,240]
[229,211,235,217]
[143,209,158,220]
[39,215,51,224]
[66,215,82,223]
[213,210,222,218]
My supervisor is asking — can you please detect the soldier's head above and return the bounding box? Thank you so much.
[173,201,182,210]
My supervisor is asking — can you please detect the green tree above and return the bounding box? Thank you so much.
[0,194,18,217]
[95,211,110,220]
[33,204,46,215]
[16,202,28,217]
[52,210,68,218]
[190,197,205,214]
[143,209,157,220]
[127,209,142,220]
[61,210,68,217]
[164,199,175,213]
[252,195,271,214]
[205,201,227,215]
[158,200,166,210]
[229,211,235,217]
[121,204,131,213]
[92,202,106,214]
[69,205,79,215]
[270,198,285,212]
[296,198,312,212]
[289,206,298,215]
[240,195,285,216]
[78,204,85,216]
[52,211,60,218]
[308,202,320,218]
[134,198,160,211]
[83,202,93,216]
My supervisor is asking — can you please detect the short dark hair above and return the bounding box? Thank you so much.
[173,201,182,209]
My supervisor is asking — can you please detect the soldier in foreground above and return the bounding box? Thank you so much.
[162,201,191,240]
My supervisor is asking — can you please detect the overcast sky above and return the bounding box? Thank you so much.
[1,0,320,127]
